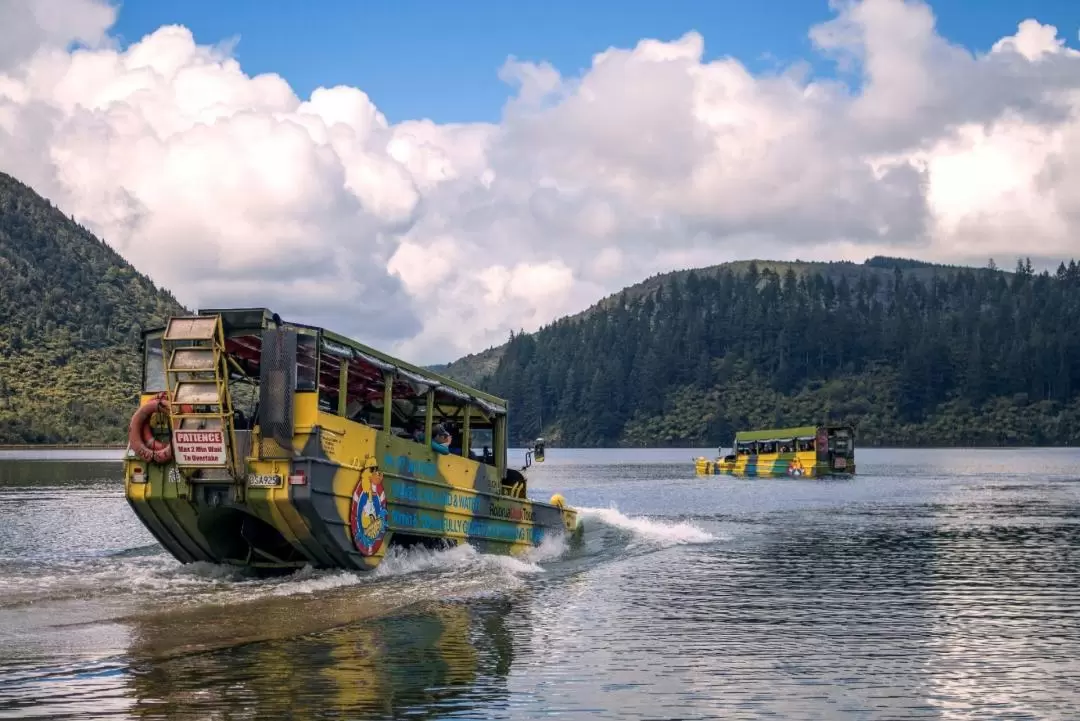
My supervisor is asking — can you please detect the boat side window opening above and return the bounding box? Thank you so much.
[315,344,403,430]
[296,333,318,392]
[227,347,259,430]
[142,333,166,392]
[760,441,777,455]
[796,437,815,452]
[316,348,342,414]
[389,383,432,441]
[217,333,265,431]
[428,387,472,459]
[830,429,852,454]
[441,419,461,455]
[470,428,495,465]
[736,441,753,455]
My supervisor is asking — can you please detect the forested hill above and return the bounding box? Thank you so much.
[0,172,186,443]
[457,257,1080,448]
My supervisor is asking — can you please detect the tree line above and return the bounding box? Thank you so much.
[483,257,1080,447]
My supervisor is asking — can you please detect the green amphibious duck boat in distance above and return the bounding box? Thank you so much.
[122,308,582,573]
[695,424,856,478]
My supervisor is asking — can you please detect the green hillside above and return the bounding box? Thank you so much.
[430,345,506,388]
[0,172,187,443]
[446,257,1080,448]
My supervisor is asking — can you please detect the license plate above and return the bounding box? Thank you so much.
[834,458,847,468]
[248,474,282,487]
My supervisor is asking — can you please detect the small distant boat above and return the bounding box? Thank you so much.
[695,424,856,478]
[122,308,581,573]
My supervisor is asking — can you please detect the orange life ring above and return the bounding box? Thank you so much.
[129,392,173,464]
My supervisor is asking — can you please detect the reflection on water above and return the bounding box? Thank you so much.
[123,600,513,720]
[2,448,1080,719]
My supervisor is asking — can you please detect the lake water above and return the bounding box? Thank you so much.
[1,447,1079,720]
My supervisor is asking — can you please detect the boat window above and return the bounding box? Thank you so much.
[494,414,507,474]
[296,334,318,391]
[324,356,422,431]
[830,430,852,455]
[219,334,262,430]
[417,385,505,467]
[317,350,341,413]
[143,334,166,392]
[343,373,383,427]
[470,427,495,465]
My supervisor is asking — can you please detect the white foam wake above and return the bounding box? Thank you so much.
[522,532,571,564]
[374,532,571,578]
[577,506,719,548]
[264,534,572,599]
[375,542,546,578]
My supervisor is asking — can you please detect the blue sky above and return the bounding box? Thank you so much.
[109,0,1078,124]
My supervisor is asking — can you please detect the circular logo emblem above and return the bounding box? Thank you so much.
[349,469,388,556]
[787,458,805,477]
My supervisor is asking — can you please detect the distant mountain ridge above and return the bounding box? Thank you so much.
[436,255,1012,387]
[441,254,1080,448]
[0,171,187,443]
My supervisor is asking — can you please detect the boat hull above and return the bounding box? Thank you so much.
[694,452,855,478]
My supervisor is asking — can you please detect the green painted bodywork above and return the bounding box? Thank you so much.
[734,426,820,442]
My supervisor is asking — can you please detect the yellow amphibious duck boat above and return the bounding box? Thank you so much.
[695,424,856,478]
[122,308,580,573]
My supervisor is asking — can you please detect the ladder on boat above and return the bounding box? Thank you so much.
[162,315,240,476]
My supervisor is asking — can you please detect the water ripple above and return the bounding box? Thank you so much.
[2,448,1080,719]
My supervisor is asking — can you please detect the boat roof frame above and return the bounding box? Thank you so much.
[141,307,508,415]
[734,424,855,443]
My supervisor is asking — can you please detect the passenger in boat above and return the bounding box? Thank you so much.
[444,422,464,455]
[431,424,451,454]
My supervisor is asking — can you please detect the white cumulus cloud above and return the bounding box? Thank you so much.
[1,0,1080,365]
